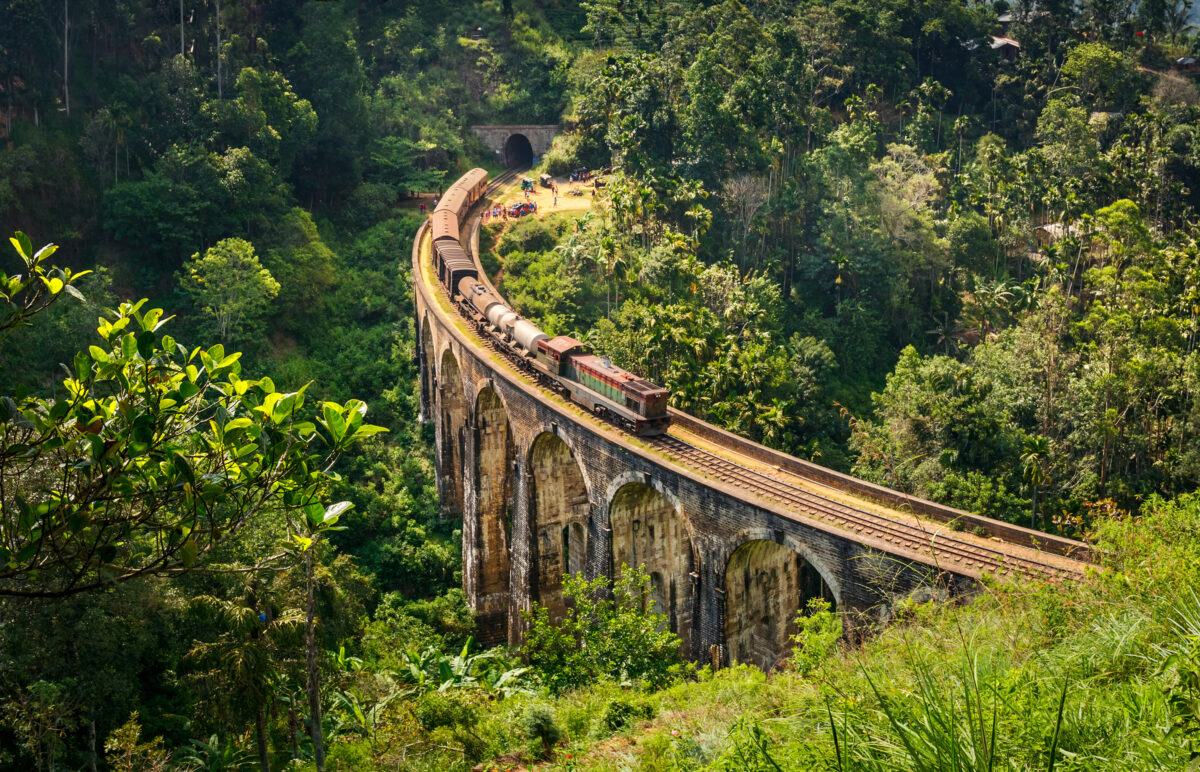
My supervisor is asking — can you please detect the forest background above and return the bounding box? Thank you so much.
[4,0,1200,769]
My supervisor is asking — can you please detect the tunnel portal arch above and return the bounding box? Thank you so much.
[504,133,534,168]
[608,481,695,654]
[723,539,836,671]
[527,431,591,622]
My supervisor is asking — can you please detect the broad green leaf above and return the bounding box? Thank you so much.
[33,241,58,262]
[180,539,198,567]
[11,231,33,260]
[136,331,157,359]
[322,402,346,442]
[348,424,388,441]
[224,417,253,432]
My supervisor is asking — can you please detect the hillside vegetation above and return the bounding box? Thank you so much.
[2,0,1200,769]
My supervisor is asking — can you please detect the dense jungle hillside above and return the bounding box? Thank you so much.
[3,0,1200,769]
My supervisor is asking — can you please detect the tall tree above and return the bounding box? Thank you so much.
[179,238,279,344]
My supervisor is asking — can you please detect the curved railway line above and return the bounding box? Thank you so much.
[430,167,1094,587]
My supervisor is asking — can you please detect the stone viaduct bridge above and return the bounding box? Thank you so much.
[412,203,1092,670]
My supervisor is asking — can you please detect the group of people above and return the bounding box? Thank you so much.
[478,200,539,222]
[421,174,567,225]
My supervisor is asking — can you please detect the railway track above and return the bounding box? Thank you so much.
[646,434,1087,582]
[486,166,525,196]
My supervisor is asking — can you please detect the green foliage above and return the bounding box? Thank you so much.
[8,0,1200,766]
[520,566,684,695]
[0,253,383,597]
[104,712,171,772]
[1161,635,1200,764]
[0,232,90,344]
[261,208,335,334]
[179,237,280,344]
[176,734,255,771]
[370,590,475,652]
[1060,42,1146,112]
[1,679,77,771]
[790,598,842,676]
[710,717,785,772]
[602,696,655,732]
[519,703,562,758]
[394,638,531,697]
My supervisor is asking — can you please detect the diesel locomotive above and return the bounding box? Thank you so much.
[430,168,670,436]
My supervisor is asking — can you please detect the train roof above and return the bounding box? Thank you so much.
[572,354,668,398]
[435,241,473,268]
[460,167,488,189]
[437,187,469,214]
[431,210,458,242]
[540,335,588,356]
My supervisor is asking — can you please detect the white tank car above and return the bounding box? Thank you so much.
[510,318,549,352]
[487,302,517,330]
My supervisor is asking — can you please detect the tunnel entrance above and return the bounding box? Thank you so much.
[724,540,836,671]
[503,133,534,168]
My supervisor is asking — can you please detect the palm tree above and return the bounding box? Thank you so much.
[1166,0,1194,44]
[187,580,304,772]
[1021,435,1054,531]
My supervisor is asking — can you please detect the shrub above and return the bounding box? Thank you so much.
[790,598,842,676]
[603,696,655,732]
[520,704,561,758]
[520,566,684,694]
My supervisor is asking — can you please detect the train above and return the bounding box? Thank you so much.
[430,168,671,436]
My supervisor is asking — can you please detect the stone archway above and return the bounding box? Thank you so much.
[504,133,534,168]
[527,432,590,622]
[608,481,694,653]
[438,348,467,518]
[723,540,836,671]
[420,316,434,422]
[472,386,514,643]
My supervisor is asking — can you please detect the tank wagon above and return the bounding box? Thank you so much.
[431,169,670,436]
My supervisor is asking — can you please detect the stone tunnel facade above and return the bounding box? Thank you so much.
[470,124,560,167]
[414,229,961,668]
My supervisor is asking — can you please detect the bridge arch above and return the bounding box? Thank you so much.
[420,313,435,422]
[722,532,839,671]
[437,347,467,518]
[526,430,592,622]
[503,133,534,168]
[471,384,515,642]
[606,477,696,653]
